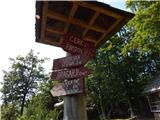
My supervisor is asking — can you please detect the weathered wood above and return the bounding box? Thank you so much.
[82,12,99,37]
[40,2,48,42]
[47,10,106,33]
[64,3,78,34]
[63,35,95,48]
[63,53,87,120]
[36,1,134,48]
[46,27,64,35]
[61,41,96,58]
[63,93,87,120]
[64,96,73,120]
[77,2,121,19]
[50,78,84,96]
[52,54,90,70]
[96,16,123,46]
[51,67,91,80]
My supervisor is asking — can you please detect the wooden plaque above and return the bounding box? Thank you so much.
[51,67,91,80]
[50,78,84,96]
[61,41,96,58]
[52,54,90,70]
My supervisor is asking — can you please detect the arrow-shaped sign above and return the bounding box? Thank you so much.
[61,41,96,58]
[52,54,90,70]
[50,78,83,96]
[51,67,91,80]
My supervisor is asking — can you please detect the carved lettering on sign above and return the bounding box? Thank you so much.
[52,54,90,70]
[50,78,83,96]
[61,42,96,58]
[51,67,91,80]
[63,35,95,48]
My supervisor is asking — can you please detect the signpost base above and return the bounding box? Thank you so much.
[63,94,87,120]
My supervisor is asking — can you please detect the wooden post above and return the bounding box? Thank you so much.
[63,94,87,120]
[63,53,87,120]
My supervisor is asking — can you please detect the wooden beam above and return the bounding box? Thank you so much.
[46,27,64,35]
[77,2,121,19]
[82,12,99,37]
[40,2,48,42]
[61,3,78,43]
[64,3,78,34]
[47,10,106,34]
[73,18,105,34]
[89,12,100,25]
[96,16,124,46]
[48,10,68,22]
[45,37,60,46]
[83,37,97,43]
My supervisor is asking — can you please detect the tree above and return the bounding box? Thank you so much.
[1,50,48,117]
[86,34,130,119]
[86,1,160,119]
[1,103,19,120]
[124,1,160,57]
[19,78,62,120]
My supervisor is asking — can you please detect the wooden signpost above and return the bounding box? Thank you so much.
[50,78,83,96]
[51,35,94,96]
[52,54,90,70]
[61,41,96,58]
[51,67,91,80]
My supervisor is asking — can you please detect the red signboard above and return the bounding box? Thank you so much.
[52,54,90,70]
[50,78,83,96]
[61,41,96,58]
[63,35,95,48]
[51,67,91,80]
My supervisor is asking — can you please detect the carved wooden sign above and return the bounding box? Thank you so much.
[51,67,91,80]
[50,78,83,96]
[50,35,95,96]
[52,54,90,70]
[63,35,95,48]
[61,41,96,58]
[61,35,96,58]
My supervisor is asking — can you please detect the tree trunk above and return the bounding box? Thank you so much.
[129,101,135,118]
[107,104,112,120]
[137,97,145,117]
[20,92,26,116]
[99,93,106,120]
[95,54,106,120]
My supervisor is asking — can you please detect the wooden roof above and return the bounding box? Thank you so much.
[36,1,134,48]
[144,74,160,94]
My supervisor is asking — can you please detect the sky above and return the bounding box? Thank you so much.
[0,0,127,85]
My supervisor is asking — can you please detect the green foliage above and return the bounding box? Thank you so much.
[124,1,160,56]
[18,79,62,120]
[86,35,131,119]
[18,97,61,120]
[18,108,61,120]
[1,103,19,120]
[86,1,160,119]
[1,50,49,117]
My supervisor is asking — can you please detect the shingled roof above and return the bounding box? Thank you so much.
[35,1,134,48]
